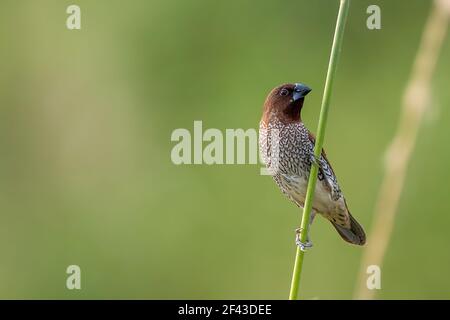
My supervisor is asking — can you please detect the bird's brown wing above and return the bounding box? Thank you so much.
[308,134,366,245]
[307,132,341,201]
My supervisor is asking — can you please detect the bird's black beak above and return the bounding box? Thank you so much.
[292,83,312,102]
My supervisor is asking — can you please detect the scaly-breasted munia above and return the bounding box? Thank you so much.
[259,83,366,247]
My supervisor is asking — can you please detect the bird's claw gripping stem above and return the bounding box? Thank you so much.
[295,228,313,252]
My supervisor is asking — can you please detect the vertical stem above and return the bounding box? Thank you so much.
[288,0,350,300]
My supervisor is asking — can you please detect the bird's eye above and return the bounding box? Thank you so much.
[279,88,290,96]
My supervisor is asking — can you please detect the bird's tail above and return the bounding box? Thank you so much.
[331,213,366,246]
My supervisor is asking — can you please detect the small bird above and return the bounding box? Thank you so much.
[259,83,366,247]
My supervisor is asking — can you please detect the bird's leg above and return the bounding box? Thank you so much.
[295,228,312,251]
[295,227,313,251]
[295,211,316,251]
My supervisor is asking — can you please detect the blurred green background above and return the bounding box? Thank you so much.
[0,0,449,299]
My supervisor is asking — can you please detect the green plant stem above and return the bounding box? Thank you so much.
[288,0,350,300]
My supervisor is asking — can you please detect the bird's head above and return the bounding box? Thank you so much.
[262,83,311,124]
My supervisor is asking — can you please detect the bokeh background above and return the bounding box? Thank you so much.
[0,0,449,299]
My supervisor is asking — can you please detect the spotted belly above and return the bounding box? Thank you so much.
[275,173,349,227]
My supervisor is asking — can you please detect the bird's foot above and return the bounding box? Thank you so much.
[295,228,313,251]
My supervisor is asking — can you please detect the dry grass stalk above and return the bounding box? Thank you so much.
[354,0,450,300]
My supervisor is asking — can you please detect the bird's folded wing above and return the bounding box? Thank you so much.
[308,132,341,201]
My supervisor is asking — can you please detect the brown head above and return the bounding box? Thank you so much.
[261,83,311,124]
